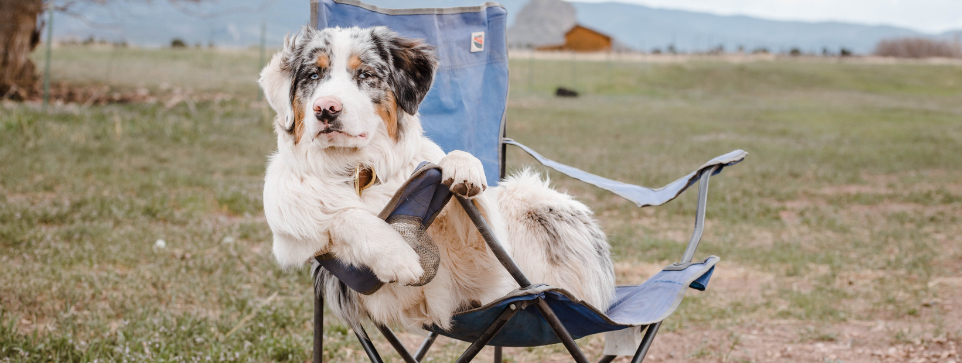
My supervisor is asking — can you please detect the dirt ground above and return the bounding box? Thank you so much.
[379,263,960,363]
[633,268,961,363]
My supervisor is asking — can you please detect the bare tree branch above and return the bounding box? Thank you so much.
[54,9,125,30]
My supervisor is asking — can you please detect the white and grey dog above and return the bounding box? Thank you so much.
[258,25,614,331]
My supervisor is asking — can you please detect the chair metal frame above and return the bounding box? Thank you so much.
[312,165,720,363]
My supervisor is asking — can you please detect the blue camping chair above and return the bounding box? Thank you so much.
[308,1,748,362]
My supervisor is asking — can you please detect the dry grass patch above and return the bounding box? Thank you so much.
[2,46,962,361]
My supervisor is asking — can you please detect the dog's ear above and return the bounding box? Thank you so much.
[259,31,299,134]
[373,27,438,116]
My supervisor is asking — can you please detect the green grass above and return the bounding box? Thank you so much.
[32,46,265,95]
[2,46,961,361]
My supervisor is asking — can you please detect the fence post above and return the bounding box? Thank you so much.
[527,50,533,93]
[258,19,266,101]
[43,10,53,110]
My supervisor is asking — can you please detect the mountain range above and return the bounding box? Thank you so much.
[52,0,961,54]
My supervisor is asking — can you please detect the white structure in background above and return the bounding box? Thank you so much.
[507,0,577,49]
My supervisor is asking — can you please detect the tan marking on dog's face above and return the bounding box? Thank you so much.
[348,54,363,70]
[292,95,306,145]
[375,90,398,141]
[316,54,329,69]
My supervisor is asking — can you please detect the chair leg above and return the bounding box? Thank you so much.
[355,326,385,363]
[414,332,438,362]
[596,355,616,363]
[630,322,662,363]
[535,299,590,363]
[376,324,418,363]
[313,283,324,363]
[493,346,502,363]
[455,303,521,363]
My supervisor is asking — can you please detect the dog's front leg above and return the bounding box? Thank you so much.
[327,209,425,285]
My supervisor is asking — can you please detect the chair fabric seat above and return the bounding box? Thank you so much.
[426,256,718,347]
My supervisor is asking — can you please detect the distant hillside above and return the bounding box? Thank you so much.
[51,0,527,48]
[569,1,953,54]
[942,31,962,40]
[52,0,959,54]
[52,0,312,48]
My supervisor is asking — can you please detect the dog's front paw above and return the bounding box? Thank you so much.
[439,150,487,198]
[371,247,425,285]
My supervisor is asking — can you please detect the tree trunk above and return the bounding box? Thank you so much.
[0,0,44,101]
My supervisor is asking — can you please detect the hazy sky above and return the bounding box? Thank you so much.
[574,0,962,33]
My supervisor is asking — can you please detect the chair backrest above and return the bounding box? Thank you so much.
[312,0,509,186]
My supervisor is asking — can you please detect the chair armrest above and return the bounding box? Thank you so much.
[503,139,747,208]
[504,139,748,264]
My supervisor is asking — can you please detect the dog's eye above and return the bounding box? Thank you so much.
[310,73,319,80]
[359,72,372,80]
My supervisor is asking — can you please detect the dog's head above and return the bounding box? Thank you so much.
[259,26,438,150]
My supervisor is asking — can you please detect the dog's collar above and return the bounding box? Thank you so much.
[354,164,378,197]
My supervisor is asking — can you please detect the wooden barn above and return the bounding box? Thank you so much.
[536,25,612,52]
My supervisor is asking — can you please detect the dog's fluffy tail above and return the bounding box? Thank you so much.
[494,168,616,310]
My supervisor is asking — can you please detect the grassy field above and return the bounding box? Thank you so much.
[1,46,961,362]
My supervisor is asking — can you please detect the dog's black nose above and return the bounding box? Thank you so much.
[315,109,339,124]
[313,96,341,122]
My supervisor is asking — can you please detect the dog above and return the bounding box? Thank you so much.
[258,25,615,332]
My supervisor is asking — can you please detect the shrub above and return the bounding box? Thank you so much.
[874,37,961,58]
[170,38,187,48]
